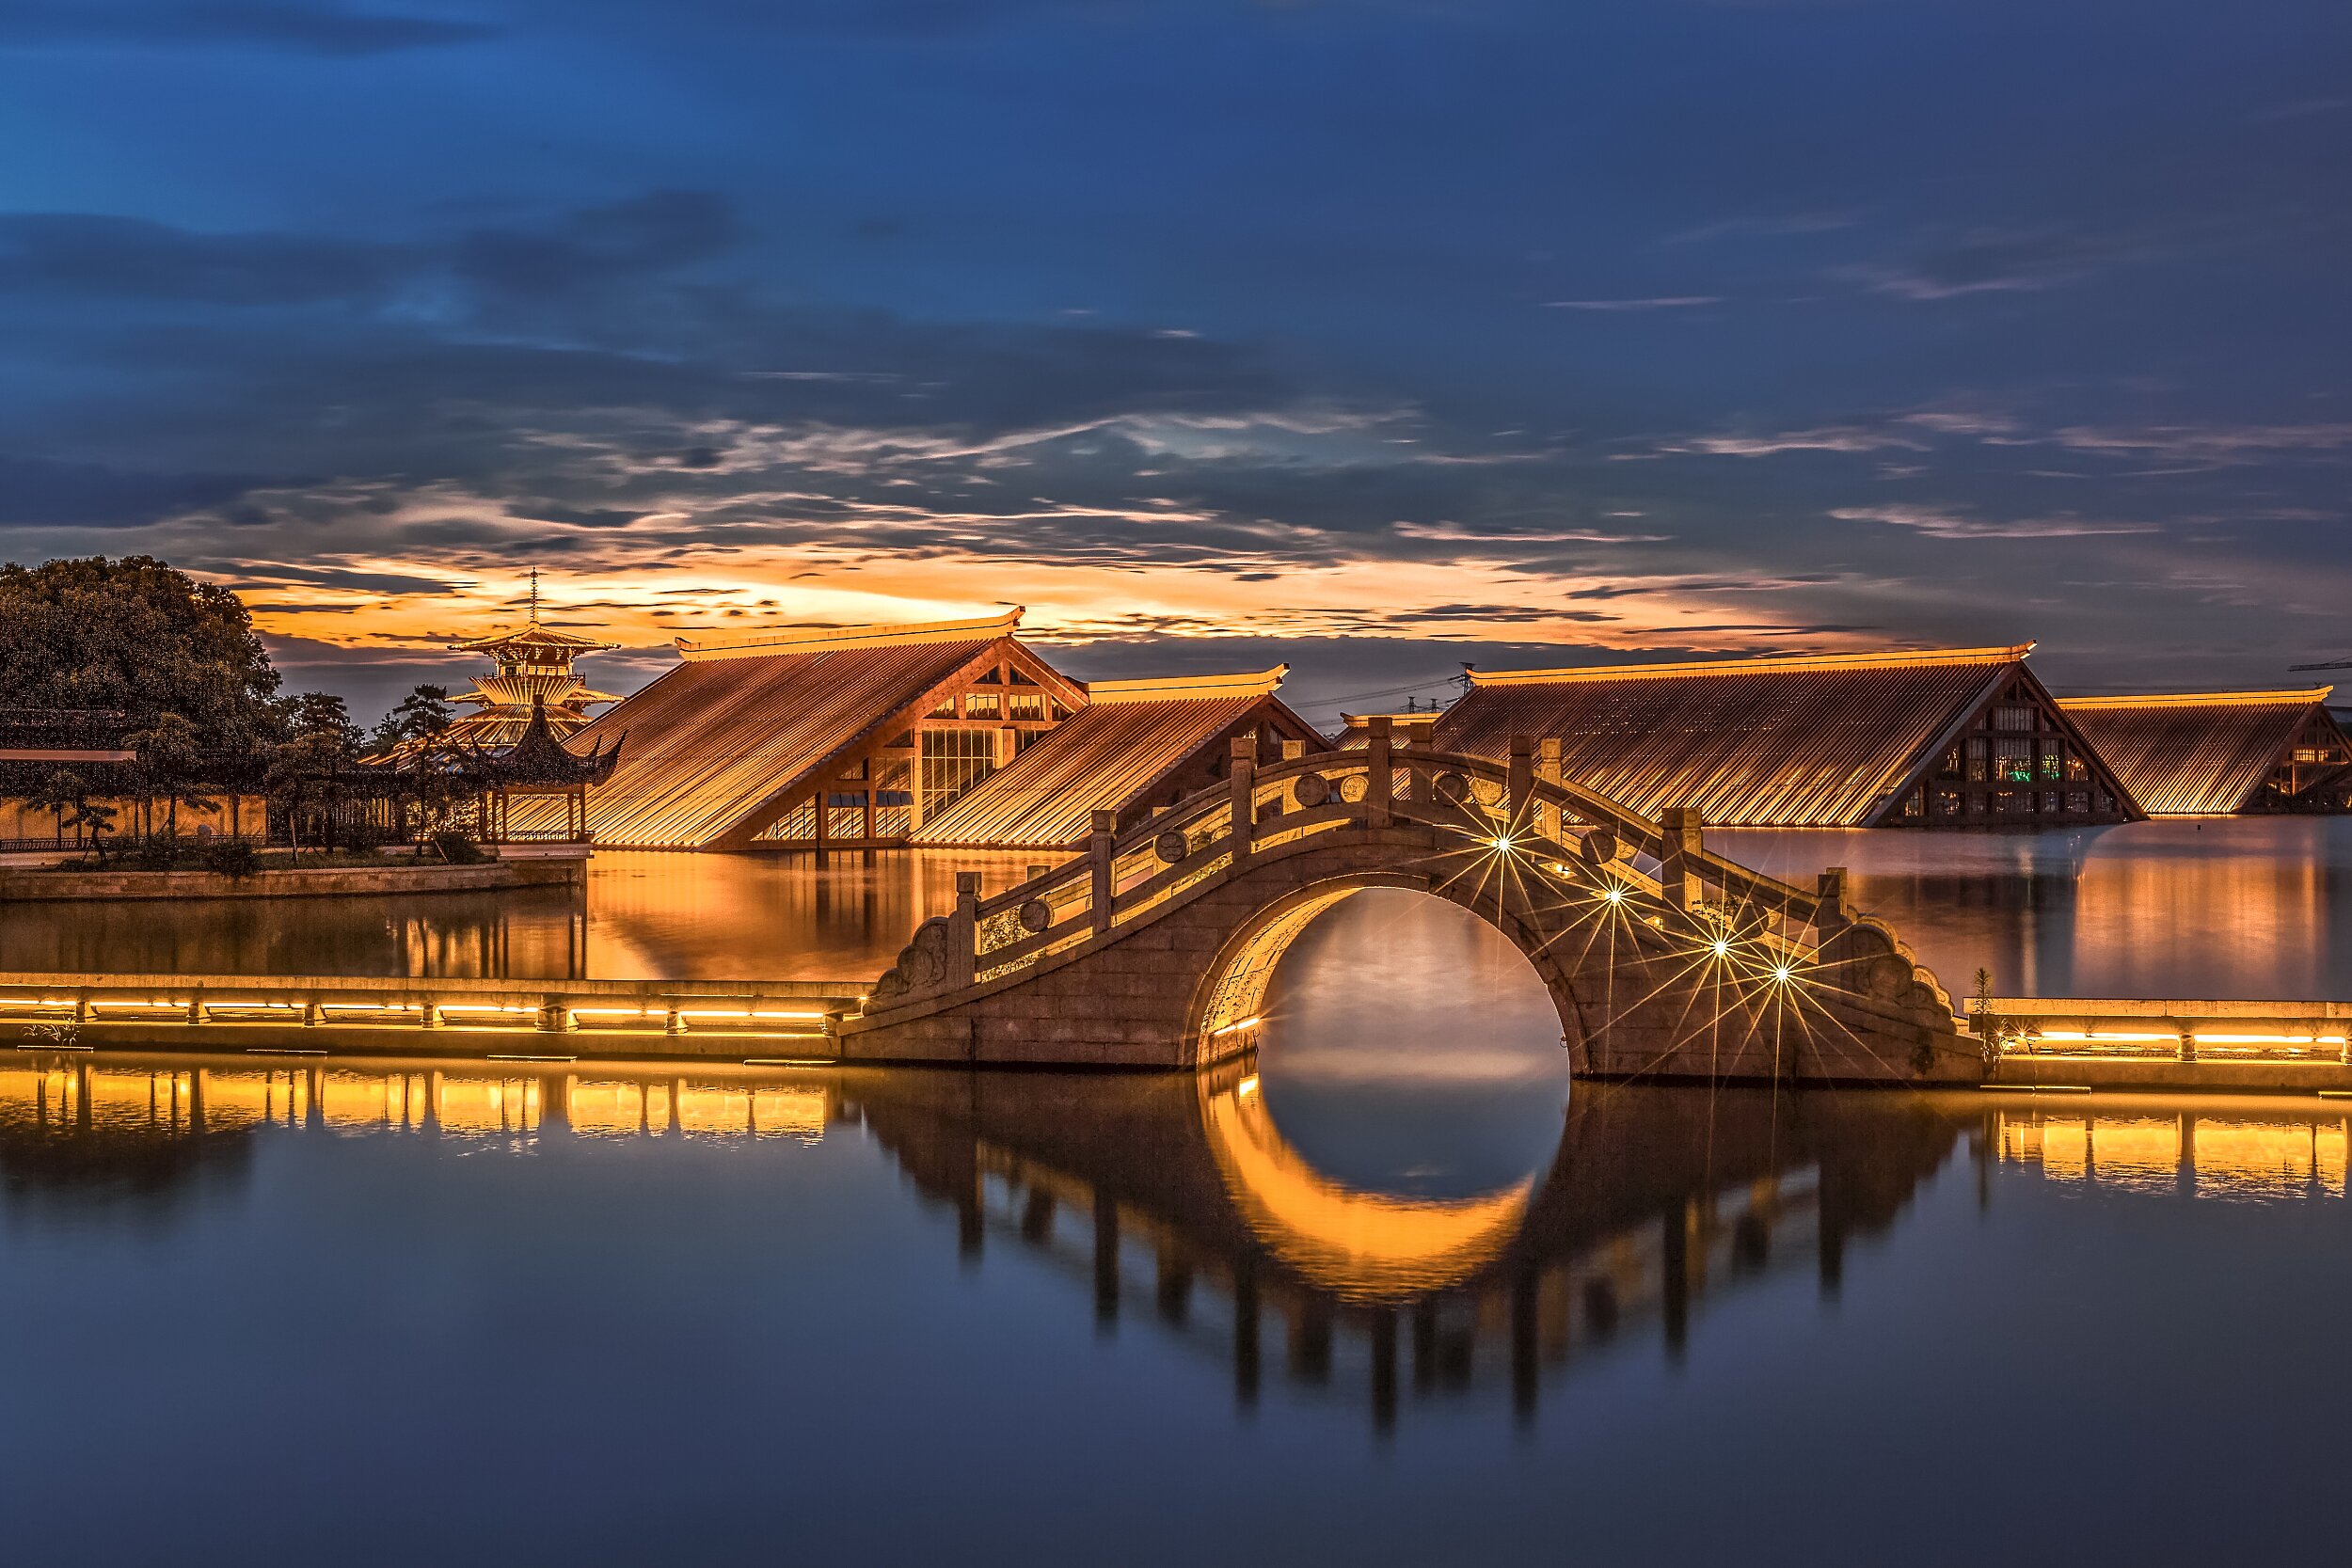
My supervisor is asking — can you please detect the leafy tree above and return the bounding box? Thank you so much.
[126,711,216,838]
[26,769,87,847]
[0,556,281,752]
[267,695,368,857]
[369,683,454,757]
[68,796,120,863]
[264,732,346,861]
[282,691,363,751]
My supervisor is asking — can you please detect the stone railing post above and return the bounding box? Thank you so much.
[1658,806,1705,911]
[1813,866,1853,938]
[1089,810,1117,936]
[949,871,981,988]
[1364,716,1392,828]
[1536,737,1563,842]
[1506,735,1534,843]
[1229,737,1256,862]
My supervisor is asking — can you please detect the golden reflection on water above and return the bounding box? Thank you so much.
[1996,1104,2349,1199]
[1198,1077,1532,1301]
[1713,817,2352,1000]
[0,1062,830,1145]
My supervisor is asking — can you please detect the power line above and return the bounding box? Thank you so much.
[1287,675,1461,710]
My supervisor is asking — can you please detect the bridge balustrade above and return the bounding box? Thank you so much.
[935,732,1853,997]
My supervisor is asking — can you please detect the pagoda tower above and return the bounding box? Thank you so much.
[436,572,621,752]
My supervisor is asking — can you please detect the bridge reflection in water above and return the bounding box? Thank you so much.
[8,1055,2344,1433]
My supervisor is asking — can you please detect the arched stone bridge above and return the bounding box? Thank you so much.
[845,727,1980,1085]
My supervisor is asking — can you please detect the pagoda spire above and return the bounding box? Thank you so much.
[374,574,620,761]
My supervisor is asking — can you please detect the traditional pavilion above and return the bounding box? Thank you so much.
[2058,687,2352,816]
[430,575,621,754]
[913,667,1328,848]
[1432,643,2143,828]
[373,577,627,843]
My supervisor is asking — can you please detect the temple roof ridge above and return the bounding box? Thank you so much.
[1083,665,1288,705]
[673,609,1025,662]
[2059,686,2333,709]
[1466,642,2037,687]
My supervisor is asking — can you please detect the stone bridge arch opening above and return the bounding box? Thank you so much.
[1188,871,1581,1075]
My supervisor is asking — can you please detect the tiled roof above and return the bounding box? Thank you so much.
[1432,646,2033,827]
[536,613,1022,847]
[914,668,1301,847]
[2058,688,2336,816]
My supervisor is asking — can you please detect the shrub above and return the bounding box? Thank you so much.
[431,832,489,865]
[124,839,185,872]
[199,839,261,881]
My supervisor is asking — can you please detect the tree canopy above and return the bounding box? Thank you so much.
[0,555,282,750]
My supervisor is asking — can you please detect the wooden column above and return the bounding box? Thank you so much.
[907,732,926,832]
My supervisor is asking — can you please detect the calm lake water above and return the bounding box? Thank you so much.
[10,817,2352,999]
[4,892,2347,1563]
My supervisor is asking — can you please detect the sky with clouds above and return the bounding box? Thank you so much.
[6,0,2350,724]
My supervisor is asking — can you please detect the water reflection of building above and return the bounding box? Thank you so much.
[0,882,591,979]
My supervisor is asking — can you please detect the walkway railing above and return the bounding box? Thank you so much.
[0,973,861,1050]
[907,729,1855,998]
[1984,997,2352,1066]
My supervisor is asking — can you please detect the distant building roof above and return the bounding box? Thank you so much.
[2058,687,2343,816]
[913,667,1319,847]
[547,611,1036,847]
[1432,644,2048,827]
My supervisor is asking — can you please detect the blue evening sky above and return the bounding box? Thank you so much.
[5,1,2348,721]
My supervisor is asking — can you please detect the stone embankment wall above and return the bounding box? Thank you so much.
[0,857,585,902]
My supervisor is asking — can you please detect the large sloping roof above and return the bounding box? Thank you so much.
[2058,688,2335,816]
[552,612,1021,847]
[1432,645,2031,827]
[913,668,1305,848]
